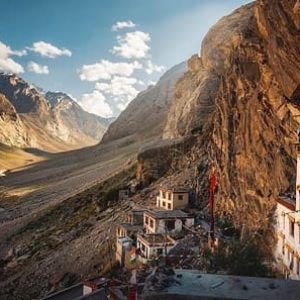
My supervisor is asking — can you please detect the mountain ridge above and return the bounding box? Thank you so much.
[0,74,112,155]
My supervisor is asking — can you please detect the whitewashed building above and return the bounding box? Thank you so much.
[143,209,194,234]
[156,187,189,210]
[136,233,176,260]
[275,145,300,280]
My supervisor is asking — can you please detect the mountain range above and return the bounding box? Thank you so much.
[1,0,300,299]
[0,73,111,154]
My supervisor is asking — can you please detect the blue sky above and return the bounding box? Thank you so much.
[0,0,250,117]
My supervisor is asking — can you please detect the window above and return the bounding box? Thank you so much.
[162,192,166,199]
[297,258,300,275]
[282,215,285,229]
[166,220,175,231]
[162,201,166,207]
[289,219,295,237]
[157,248,163,255]
[178,195,183,200]
[168,193,171,200]
[168,203,171,209]
[145,216,149,225]
[150,219,154,228]
[290,253,294,271]
[282,244,285,255]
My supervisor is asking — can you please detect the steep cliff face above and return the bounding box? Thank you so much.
[0,93,30,148]
[139,1,300,242]
[0,75,111,153]
[203,0,300,232]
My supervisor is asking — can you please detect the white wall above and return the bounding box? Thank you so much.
[275,202,300,280]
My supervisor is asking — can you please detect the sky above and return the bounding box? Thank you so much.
[0,0,251,118]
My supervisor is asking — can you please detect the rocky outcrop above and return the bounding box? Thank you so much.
[0,93,31,148]
[101,62,186,144]
[0,75,111,152]
[139,1,300,244]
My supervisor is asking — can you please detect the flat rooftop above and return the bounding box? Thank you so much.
[143,270,300,300]
[276,196,296,211]
[137,233,174,246]
[39,284,106,300]
[159,186,189,193]
[117,236,133,244]
[145,209,190,219]
[118,222,143,231]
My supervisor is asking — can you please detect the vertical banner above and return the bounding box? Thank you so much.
[209,170,217,245]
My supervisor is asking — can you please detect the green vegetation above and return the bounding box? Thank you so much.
[217,217,240,238]
[215,238,273,277]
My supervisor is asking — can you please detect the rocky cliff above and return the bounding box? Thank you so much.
[0,93,30,148]
[0,74,111,153]
[137,0,300,245]
[2,1,300,299]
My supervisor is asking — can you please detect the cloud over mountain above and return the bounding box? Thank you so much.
[80,90,113,118]
[0,41,26,74]
[79,60,142,81]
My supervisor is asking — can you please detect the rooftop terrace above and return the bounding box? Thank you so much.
[145,209,190,219]
[137,233,175,246]
[143,269,300,300]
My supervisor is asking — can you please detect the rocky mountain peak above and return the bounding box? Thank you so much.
[0,73,49,114]
[0,75,111,152]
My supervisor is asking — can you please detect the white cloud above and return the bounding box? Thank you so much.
[29,41,72,58]
[0,58,24,74]
[79,59,142,81]
[96,76,138,99]
[0,41,25,73]
[148,80,157,86]
[95,76,140,113]
[80,90,113,118]
[111,31,150,59]
[27,61,49,74]
[112,20,136,31]
[145,60,165,74]
[0,42,27,58]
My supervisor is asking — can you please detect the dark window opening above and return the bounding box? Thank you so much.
[166,220,175,231]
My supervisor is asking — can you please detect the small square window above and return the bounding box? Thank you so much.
[145,216,149,225]
[157,248,163,255]
[178,195,183,200]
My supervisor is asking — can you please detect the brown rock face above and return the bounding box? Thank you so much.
[141,1,300,243]
[255,0,300,101]
[0,93,30,147]
[293,1,300,29]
